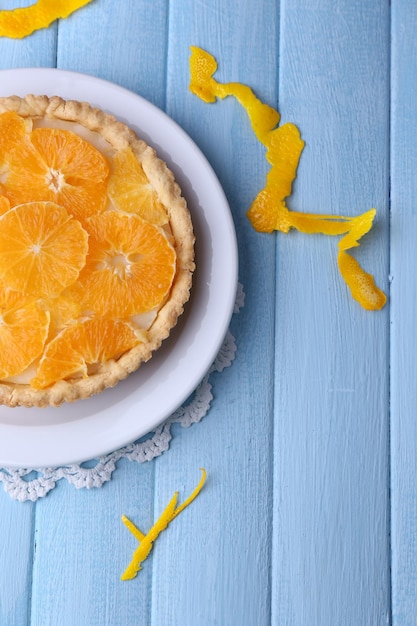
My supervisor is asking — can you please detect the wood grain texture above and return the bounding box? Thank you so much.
[30,461,156,625]
[0,495,34,625]
[56,0,169,109]
[0,0,57,71]
[391,1,417,624]
[273,0,390,624]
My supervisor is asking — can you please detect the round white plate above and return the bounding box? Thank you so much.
[0,69,238,468]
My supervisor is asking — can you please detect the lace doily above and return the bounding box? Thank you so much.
[0,283,244,502]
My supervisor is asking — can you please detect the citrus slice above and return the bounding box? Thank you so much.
[31,318,144,389]
[0,288,49,378]
[0,201,88,298]
[0,111,31,167]
[3,127,109,223]
[0,195,10,216]
[44,282,84,337]
[108,147,169,225]
[79,212,176,318]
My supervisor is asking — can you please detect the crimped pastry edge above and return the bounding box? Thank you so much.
[0,95,195,407]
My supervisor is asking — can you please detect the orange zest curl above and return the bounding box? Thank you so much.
[189,46,386,311]
[0,0,93,39]
[121,469,207,580]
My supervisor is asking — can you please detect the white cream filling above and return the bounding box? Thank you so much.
[33,118,116,158]
[4,364,38,385]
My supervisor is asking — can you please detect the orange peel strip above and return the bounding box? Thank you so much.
[337,209,386,310]
[338,250,386,311]
[0,0,93,39]
[189,46,386,310]
[121,468,207,580]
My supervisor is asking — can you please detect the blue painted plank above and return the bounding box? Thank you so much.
[272,1,390,624]
[0,490,34,625]
[56,0,169,109]
[30,460,155,626]
[390,2,417,624]
[0,0,57,70]
[150,0,278,624]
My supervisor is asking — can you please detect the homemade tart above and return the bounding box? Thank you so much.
[0,95,195,407]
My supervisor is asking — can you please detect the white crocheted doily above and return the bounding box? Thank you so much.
[0,283,244,502]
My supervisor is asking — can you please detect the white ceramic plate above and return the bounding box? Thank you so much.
[0,69,238,468]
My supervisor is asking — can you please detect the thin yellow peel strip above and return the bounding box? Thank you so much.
[189,46,386,310]
[0,0,93,39]
[121,468,207,580]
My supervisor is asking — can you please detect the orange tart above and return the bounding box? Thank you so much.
[0,95,194,407]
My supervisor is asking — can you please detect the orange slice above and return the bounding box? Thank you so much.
[31,317,143,389]
[0,201,88,298]
[79,212,176,318]
[0,195,10,216]
[108,147,169,225]
[0,111,31,168]
[44,282,84,337]
[3,127,109,223]
[0,288,49,378]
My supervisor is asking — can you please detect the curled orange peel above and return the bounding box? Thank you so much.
[0,0,93,39]
[189,46,386,311]
[121,468,207,580]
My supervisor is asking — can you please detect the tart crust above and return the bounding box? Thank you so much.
[0,95,195,407]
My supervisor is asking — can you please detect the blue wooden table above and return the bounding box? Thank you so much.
[0,0,413,624]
